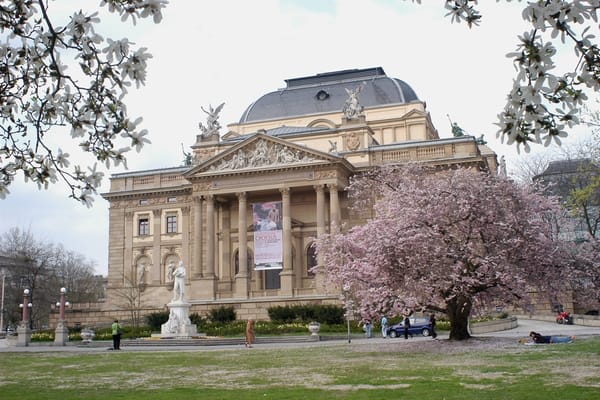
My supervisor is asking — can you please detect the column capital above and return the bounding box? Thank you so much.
[236,191,247,200]
[313,184,325,192]
[153,209,161,217]
[192,195,203,204]
[327,183,338,191]
[181,206,190,216]
[279,187,290,196]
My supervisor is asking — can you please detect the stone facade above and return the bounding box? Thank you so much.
[82,68,499,325]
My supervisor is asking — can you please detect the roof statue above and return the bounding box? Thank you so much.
[181,143,193,166]
[476,134,487,145]
[342,84,365,119]
[447,114,466,137]
[199,102,225,138]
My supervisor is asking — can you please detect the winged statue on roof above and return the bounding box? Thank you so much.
[199,102,225,138]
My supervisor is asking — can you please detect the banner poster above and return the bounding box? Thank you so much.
[252,201,283,270]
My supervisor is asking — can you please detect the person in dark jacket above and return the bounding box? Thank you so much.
[429,314,438,339]
[403,315,412,339]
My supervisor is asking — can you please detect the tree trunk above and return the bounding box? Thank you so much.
[446,294,473,340]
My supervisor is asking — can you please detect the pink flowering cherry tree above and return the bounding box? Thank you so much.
[315,165,597,340]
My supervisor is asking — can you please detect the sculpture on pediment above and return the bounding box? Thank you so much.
[343,84,365,119]
[208,139,316,171]
[199,102,225,138]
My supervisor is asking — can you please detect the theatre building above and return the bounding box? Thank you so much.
[96,67,498,323]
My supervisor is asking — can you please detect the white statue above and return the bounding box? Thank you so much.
[172,261,186,302]
[166,260,175,282]
[343,84,364,119]
[199,102,225,138]
[137,262,147,285]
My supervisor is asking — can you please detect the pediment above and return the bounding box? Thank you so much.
[185,134,343,176]
[398,109,428,120]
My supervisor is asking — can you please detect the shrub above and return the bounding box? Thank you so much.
[146,311,169,331]
[268,304,345,324]
[209,306,237,324]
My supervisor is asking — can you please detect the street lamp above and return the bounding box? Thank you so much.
[343,283,352,344]
[54,287,70,345]
[17,288,32,347]
[19,288,32,326]
[0,270,5,335]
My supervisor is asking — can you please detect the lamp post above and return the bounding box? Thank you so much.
[343,283,352,344]
[54,287,70,345]
[0,270,5,335]
[16,288,32,347]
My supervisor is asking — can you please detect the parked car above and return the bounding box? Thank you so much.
[386,317,431,337]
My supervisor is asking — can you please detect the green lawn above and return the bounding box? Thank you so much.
[1,336,599,399]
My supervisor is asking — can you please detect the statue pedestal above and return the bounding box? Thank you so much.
[16,323,31,347]
[160,301,198,338]
[54,320,69,346]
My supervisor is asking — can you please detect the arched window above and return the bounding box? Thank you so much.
[306,243,317,277]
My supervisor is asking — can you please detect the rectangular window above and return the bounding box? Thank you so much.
[167,197,177,203]
[138,218,149,236]
[166,215,177,233]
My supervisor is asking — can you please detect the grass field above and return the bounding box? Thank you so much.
[1,336,598,399]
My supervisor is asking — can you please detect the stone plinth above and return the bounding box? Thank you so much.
[16,323,31,347]
[54,320,69,346]
[160,301,198,338]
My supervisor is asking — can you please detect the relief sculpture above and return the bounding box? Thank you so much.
[208,139,316,171]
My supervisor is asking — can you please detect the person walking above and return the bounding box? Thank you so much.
[111,319,122,350]
[429,314,438,339]
[403,315,412,339]
[245,319,255,348]
[381,315,388,338]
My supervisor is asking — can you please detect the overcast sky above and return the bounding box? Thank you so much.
[0,1,592,275]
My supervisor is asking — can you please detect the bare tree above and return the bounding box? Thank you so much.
[110,270,148,333]
[0,227,104,329]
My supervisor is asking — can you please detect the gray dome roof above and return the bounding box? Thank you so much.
[239,67,419,123]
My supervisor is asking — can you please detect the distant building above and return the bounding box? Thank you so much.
[534,158,600,242]
[88,67,498,324]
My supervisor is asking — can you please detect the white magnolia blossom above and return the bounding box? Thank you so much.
[412,0,600,153]
[0,0,166,205]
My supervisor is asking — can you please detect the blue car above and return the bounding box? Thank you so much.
[386,317,432,337]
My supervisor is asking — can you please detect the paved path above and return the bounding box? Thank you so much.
[1,318,599,353]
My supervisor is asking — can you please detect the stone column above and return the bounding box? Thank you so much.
[192,196,203,277]
[205,195,215,278]
[280,187,293,295]
[328,184,340,232]
[152,209,161,283]
[235,192,249,298]
[314,184,326,289]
